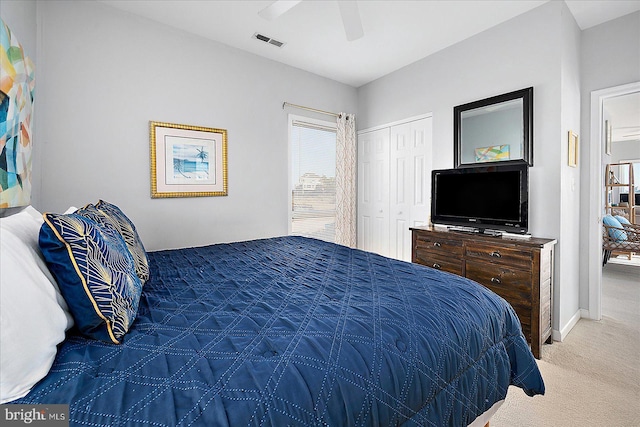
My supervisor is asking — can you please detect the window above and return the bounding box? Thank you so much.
[289,115,337,242]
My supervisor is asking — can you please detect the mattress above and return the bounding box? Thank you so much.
[15,236,544,426]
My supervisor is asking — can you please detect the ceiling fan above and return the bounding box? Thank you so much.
[258,0,364,41]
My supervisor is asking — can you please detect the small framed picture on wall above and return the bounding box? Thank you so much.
[568,131,578,167]
[150,121,228,198]
[605,120,612,155]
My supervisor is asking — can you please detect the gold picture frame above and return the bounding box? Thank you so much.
[568,130,578,167]
[150,121,228,198]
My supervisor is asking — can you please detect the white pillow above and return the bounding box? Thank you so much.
[0,206,74,403]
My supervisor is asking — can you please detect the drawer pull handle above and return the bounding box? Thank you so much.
[432,263,441,269]
[433,242,442,247]
[490,251,502,258]
[491,277,501,284]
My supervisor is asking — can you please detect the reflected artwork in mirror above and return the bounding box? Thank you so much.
[454,87,533,168]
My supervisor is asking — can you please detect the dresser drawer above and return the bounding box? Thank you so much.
[414,250,463,276]
[465,243,532,269]
[411,227,556,359]
[414,233,464,257]
[466,261,532,304]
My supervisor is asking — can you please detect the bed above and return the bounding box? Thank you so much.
[1,203,544,426]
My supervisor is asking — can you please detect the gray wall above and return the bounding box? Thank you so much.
[558,2,582,333]
[34,1,357,250]
[611,141,640,164]
[357,2,566,234]
[357,1,583,337]
[579,11,640,310]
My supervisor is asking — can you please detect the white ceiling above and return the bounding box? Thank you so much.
[99,0,640,141]
[99,0,640,88]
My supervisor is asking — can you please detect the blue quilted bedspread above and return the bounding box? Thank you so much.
[17,236,544,426]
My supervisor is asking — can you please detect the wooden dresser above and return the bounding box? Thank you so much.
[410,226,557,359]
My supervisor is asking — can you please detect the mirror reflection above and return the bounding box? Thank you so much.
[454,87,533,167]
[460,99,523,164]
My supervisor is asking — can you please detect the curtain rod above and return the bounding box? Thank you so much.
[282,102,339,118]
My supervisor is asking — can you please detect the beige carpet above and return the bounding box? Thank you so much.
[491,263,640,427]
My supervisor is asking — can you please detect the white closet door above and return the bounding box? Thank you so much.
[357,128,390,256]
[389,118,432,261]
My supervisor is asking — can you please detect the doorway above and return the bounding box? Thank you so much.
[588,82,640,321]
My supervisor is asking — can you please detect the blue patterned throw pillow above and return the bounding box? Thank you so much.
[89,200,150,284]
[39,213,143,344]
[615,215,631,226]
[603,214,627,242]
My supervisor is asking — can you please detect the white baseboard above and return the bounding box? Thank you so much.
[552,309,582,342]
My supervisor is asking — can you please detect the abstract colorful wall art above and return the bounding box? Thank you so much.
[474,145,510,163]
[1,19,35,207]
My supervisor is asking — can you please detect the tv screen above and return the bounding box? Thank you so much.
[620,193,640,205]
[431,164,529,234]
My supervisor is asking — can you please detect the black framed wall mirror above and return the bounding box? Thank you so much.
[454,87,533,168]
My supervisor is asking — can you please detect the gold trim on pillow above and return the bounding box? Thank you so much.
[42,215,117,343]
[41,213,142,344]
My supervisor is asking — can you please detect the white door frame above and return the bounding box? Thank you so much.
[587,81,640,320]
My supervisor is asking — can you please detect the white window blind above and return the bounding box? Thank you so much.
[290,118,337,242]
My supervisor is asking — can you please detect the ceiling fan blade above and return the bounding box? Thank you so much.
[338,1,364,41]
[258,0,302,21]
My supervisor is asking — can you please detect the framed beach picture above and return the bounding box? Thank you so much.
[150,121,227,198]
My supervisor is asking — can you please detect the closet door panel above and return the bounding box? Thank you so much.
[358,116,432,261]
[357,128,390,256]
[389,118,432,261]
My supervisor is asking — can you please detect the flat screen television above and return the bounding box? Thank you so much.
[431,164,529,234]
[620,193,640,205]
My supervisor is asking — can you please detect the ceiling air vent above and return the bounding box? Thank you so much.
[253,33,285,48]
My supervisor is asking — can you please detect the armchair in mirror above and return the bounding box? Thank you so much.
[454,87,533,168]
